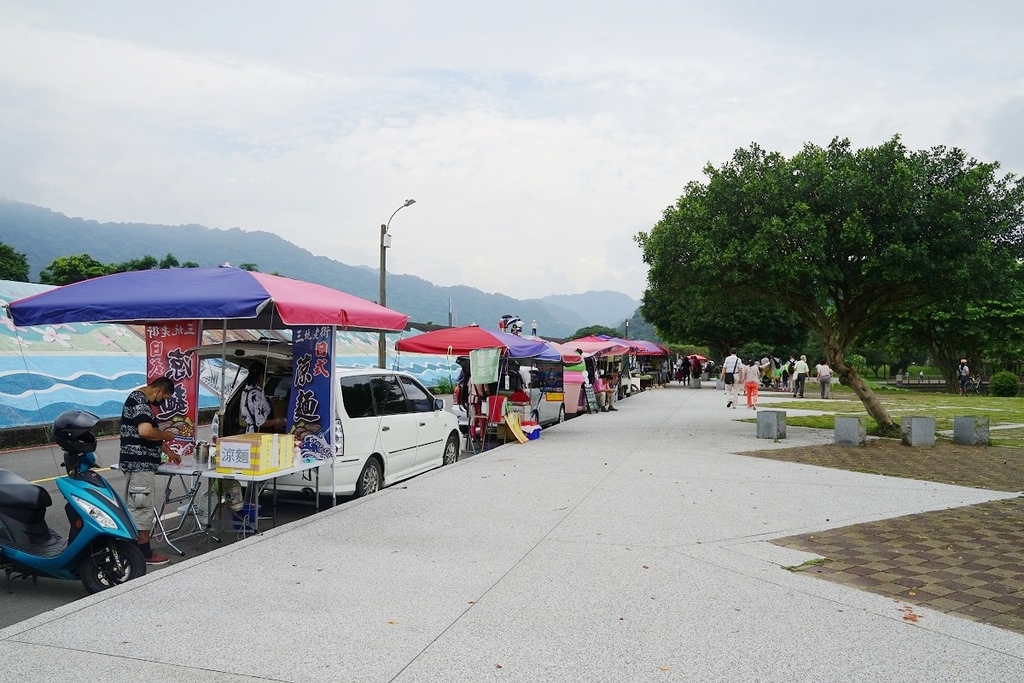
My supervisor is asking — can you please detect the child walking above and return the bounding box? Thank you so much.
[743,359,760,409]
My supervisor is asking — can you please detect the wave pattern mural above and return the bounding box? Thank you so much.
[2,281,460,429]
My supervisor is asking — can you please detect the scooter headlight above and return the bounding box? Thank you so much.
[71,495,118,529]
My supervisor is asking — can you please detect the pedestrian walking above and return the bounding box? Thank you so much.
[792,354,809,398]
[815,360,833,399]
[721,348,742,409]
[742,359,760,409]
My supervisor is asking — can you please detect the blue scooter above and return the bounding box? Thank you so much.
[0,410,146,593]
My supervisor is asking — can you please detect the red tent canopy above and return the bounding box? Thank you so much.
[395,326,561,361]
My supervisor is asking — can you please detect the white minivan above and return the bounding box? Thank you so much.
[202,342,461,498]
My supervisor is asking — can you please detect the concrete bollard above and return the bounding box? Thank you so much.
[834,416,866,447]
[953,416,990,446]
[692,377,701,389]
[901,416,935,447]
[757,410,786,439]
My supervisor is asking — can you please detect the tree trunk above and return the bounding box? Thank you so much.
[930,343,959,394]
[825,339,900,438]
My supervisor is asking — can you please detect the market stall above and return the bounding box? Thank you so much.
[5,266,408,504]
[396,326,567,448]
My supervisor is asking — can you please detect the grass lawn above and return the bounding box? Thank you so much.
[768,383,1024,447]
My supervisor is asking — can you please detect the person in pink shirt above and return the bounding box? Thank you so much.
[593,372,616,412]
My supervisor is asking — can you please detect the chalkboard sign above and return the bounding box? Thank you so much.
[582,384,599,414]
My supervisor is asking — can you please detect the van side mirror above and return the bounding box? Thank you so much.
[433,398,445,412]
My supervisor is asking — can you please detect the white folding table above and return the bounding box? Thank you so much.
[200,459,322,536]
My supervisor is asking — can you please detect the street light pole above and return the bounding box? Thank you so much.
[378,199,416,368]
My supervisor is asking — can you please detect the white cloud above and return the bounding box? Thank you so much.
[1,0,1022,301]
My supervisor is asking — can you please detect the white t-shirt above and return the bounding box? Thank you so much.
[724,354,741,373]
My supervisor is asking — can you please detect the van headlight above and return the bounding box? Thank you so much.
[71,495,118,529]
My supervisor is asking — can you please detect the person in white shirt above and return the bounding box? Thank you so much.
[957,359,971,396]
[720,348,742,409]
[240,363,285,433]
[792,355,810,398]
[815,360,833,399]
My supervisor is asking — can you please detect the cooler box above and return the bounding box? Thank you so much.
[521,421,541,441]
[216,433,295,475]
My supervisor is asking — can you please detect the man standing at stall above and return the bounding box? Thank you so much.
[119,377,179,566]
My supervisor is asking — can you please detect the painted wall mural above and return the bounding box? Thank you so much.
[1,280,459,430]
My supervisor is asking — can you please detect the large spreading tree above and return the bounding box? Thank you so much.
[637,135,1024,436]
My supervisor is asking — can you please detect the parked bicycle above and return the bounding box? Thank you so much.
[964,376,987,396]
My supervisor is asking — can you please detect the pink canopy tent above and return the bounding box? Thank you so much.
[567,335,668,357]
[540,341,583,365]
[630,340,671,356]
[564,338,633,357]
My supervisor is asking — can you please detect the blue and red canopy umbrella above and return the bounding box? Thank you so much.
[5,267,408,331]
[396,325,561,361]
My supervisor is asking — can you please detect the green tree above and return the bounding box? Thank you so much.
[619,311,658,342]
[637,136,1024,436]
[0,241,30,281]
[239,262,258,272]
[643,288,807,360]
[112,254,159,272]
[877,260,1024,385]
[159,253,180,269]
[39,254,111,285]
[571,324,619,339]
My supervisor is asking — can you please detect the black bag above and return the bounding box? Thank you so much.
[724,372,735,385]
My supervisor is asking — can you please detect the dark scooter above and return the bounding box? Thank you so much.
[0,410,146,593]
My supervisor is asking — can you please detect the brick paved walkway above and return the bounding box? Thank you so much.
[745,439,1024,635]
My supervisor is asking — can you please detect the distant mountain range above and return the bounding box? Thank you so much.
[0,199,642,337]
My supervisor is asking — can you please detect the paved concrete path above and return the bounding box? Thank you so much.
[1,385,1021,681]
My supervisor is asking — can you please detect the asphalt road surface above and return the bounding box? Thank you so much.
[0,434,343,629]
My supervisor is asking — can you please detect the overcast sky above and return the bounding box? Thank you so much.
[1,1,1021,300]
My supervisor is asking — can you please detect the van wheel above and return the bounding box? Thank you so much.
[355,459,382,497]
[443,433,460,465]
[557,405,565,423]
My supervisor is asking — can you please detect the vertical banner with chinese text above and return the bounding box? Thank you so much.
[146,321,201,459]
[289,325,335,463]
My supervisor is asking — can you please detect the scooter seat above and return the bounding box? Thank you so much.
[0,469,53,510]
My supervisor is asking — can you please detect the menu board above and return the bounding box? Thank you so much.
[582,384,599,414]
